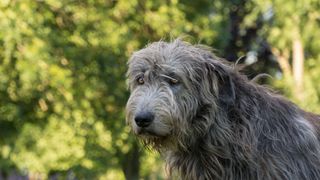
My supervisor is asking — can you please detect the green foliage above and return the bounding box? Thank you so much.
[0,0,319,179]
[252,0,320,112]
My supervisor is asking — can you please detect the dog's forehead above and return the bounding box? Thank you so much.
[128,42,200,75]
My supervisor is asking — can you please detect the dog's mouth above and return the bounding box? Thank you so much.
[136,127,163,137]
[132,125,174,150]
[135,127,170,144]
[137,130,170,149]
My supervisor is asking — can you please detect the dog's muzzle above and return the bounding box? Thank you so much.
[134,111,154,128]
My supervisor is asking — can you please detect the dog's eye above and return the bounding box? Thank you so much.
[169,78,179,85]
[137,76,144,85]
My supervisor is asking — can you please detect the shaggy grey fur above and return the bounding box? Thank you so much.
[126,39,320,180]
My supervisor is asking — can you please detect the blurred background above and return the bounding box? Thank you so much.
[0,0,319,179]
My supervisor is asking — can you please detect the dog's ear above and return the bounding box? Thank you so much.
[202,55,236,106]
[213,64,236,106]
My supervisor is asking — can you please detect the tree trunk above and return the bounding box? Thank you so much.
[122,141,140,180]
[272,48,291,78]
[0,171,4,180]
[292,31,304,100]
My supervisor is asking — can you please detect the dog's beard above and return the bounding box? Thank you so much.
[139,135,170,151]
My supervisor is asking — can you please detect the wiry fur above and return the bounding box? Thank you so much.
[126,39,320,180]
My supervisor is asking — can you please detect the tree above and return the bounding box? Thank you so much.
[251,0,320,111]
[0,0,319,179]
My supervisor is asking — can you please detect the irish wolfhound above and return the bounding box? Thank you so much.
[126,39,320,180]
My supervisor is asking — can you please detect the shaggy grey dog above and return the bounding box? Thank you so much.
[126,39,320,180]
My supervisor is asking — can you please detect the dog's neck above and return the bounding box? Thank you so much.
[165,128,254,179]
[164,82,259,179]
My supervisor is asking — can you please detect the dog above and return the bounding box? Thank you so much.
[126,39,320,180]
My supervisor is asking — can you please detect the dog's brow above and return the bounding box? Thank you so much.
[159,74,177,80]
[134,72,144,79]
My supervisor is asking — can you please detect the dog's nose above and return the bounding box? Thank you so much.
[135,111,154,128]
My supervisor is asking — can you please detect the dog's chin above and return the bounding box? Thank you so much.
[134,127,170,150]
[135,127,166,137]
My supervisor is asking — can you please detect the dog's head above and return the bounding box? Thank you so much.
[126,39,236,150]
